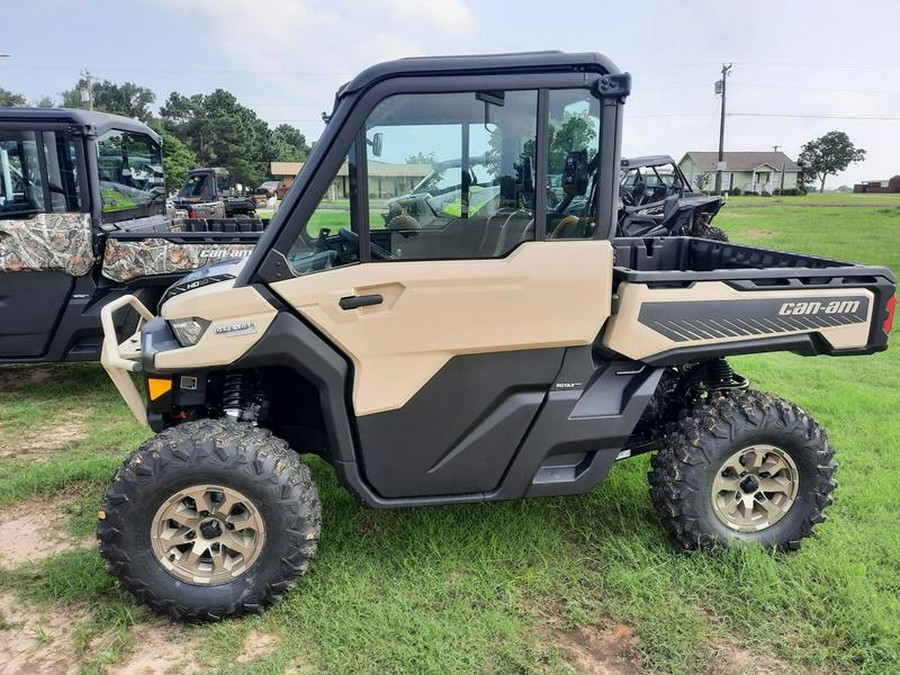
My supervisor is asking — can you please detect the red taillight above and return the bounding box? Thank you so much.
[885,295,896,335]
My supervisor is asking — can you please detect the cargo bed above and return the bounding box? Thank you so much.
[604,237,896,365]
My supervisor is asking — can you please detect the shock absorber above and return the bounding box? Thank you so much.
[705,358,749,391]
[222,372,248,421]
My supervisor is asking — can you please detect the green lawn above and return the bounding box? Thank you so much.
[0,195,897,673]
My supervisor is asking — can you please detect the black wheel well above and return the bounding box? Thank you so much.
[253,366,329,456]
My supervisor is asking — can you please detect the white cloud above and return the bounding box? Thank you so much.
[148,0,476,142]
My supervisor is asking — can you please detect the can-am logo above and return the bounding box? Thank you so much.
[778,300,860,316]
[198,248,253,260]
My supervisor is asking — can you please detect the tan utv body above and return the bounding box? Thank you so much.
[97,52,896,621]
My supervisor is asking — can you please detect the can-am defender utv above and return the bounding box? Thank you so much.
[98,52,896,620]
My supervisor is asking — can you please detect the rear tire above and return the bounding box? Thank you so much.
[649,390,836,551]
[97,419,320,620]
[691,220,728,241]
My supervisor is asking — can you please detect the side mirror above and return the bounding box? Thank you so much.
[371,132,383,157]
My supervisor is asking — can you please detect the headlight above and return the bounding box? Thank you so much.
[169,317,210,347]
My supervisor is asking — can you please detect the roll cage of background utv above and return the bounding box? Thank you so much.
[97,51,894,621]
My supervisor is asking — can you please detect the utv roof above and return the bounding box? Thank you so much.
[339,51,623,98]
[0,107,160,144]
[621,155,677,170]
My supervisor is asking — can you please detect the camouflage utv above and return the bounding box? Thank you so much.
[0,108,265,362]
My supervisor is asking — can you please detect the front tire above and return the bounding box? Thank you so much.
[97,419,320,620]
[649,390,836,551]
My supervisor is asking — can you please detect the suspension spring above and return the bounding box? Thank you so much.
[222,372,248,420]
[705,358,749,391]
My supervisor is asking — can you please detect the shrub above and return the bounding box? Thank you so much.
[729,187,742,196]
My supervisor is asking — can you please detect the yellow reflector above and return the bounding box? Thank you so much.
[148,378,173,401]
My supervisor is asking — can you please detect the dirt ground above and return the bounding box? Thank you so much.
[105,622,201,675]
[553,623,643,674]
[0,591,86,675]
[0,495,93,570]
[0,409,89,461]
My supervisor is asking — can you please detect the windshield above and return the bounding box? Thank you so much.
[182,174,209,198]
[96,130,164,219]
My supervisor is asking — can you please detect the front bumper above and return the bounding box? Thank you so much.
[100,295,155,426]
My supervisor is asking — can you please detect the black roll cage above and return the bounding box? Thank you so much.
[240,54,630,287]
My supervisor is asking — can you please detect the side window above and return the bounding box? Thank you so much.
[366,90,538,260]
[0,130,82,218]
[216,173,230,195]
[97,130,164,220]
[545,89,601,239]
[285,144,360,275]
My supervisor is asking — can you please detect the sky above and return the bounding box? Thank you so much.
[4,0,899,188]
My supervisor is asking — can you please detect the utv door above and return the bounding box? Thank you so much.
[0,126,89,358]
[267,81,616,498]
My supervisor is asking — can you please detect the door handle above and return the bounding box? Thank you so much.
[339,294,383,310]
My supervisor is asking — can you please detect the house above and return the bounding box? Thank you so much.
[271,161,431,200]
[678,151,801,194]
[853,176,900,193]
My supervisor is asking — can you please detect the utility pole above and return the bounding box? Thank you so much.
[772,145,781,153]
[715,63,732,195]
[79,68,94,110]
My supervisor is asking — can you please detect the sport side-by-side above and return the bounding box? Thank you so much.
[92,51,894,620]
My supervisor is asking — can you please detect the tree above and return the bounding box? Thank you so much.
[694,172,712,193]
[62,78,156,121]
[547,111,597,170]
[0,88,27,107]
[519,111,598,172]
[405,151,437,165]
[269,124,310,162]
[798,131,866,193]
[149,121,198,192]
[159,89,273,187]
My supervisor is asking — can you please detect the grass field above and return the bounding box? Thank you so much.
[0,194,898,673]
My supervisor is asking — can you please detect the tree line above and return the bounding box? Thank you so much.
[2,82,867,194]
[1,80,311,191]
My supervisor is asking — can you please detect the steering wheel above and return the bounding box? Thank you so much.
[338,228,393,261]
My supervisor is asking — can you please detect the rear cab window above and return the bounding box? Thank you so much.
[546,90,601,239]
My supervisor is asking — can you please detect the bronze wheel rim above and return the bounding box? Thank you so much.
[150,485,266,586]
[711,444,800,532]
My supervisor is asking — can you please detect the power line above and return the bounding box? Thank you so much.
[0,63,354,76]
[739,83,900,95]
[629,112,900,120]
[730,112,900,120]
